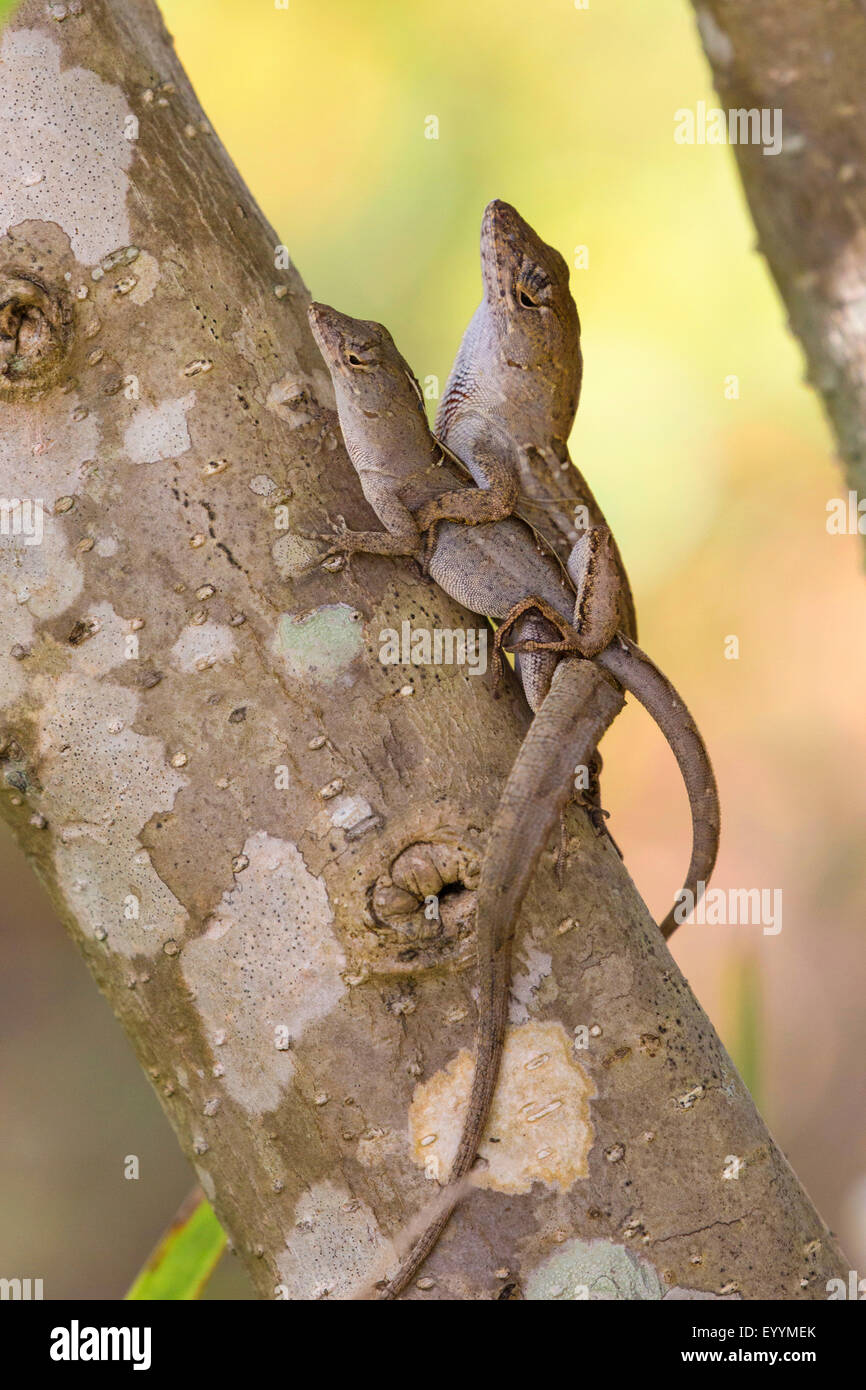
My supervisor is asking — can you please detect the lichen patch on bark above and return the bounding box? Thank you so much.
[271,532,321,580]
[0,384,99,508]
[182,831,347,1111]
[127,250,160,305]
[525,1237,665,1300]
[409,1020,596,1195]
[275,604,365,685]
[277,1179,387,1301]
[38,672,189,956]
[509,938,554,1021]
[123,392,195,465]
[0,390,101,698]
[524,1236,741,1301]
[0,29,133,266]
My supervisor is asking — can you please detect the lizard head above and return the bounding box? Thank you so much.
[478,199,582,431]
[309,301,426,411]
[308,302,433,455]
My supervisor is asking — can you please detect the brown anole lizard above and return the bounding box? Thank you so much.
[307,302,720,1298]
[436,199,638,839]
[436,198,638,642]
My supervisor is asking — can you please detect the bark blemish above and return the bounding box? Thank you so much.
[278,1179,387,1300]
[408,1021,596,1196]
[0,29,133,265]
[123,392,195,464]
[362,832,480,975]
[39,672,189,956]
[0,271,73,397]
[326,793,379,838]
[275,604,365,685]
[265,374,315,428]
[170,620,237,674]
[182,831,346,1111]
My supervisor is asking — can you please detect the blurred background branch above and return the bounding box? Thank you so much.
[691,0,866,540]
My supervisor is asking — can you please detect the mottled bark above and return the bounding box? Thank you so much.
[0,0,847,1299]
[691,0,866,538]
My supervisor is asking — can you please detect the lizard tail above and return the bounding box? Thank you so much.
[378,659,625,1299]
[595,635,720,940]
[377,950,511,1301]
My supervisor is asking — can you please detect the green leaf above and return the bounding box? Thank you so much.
[126,1189,227,1301]
[0,1,20,27]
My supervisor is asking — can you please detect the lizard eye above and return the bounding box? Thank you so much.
[345,348,376,370]
[515,262,551,310]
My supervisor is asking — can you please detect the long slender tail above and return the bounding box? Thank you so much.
[595,634,720,939]
[378,659,625,1299]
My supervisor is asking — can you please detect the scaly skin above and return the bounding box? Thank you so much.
[436,198,638,642]
[307,302,573,712]
[307,302,719,1298]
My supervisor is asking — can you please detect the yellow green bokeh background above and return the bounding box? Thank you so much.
[1,0,864,1296]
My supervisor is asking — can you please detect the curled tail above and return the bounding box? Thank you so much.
[379,659,625,1299]
[595,634,720,939]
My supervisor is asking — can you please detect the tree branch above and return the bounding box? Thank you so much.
[0,0,847,1298]
[690,0,866,537]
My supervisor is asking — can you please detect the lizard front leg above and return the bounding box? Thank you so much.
[318,526,423,562]
[505,609,617,856]
[314,490,426,565]
[412,429,521,535]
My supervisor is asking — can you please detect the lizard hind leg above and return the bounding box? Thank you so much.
[511,611,563,713]
[411,424,521,534]
[492,596,583,699]
[412,473,520,535]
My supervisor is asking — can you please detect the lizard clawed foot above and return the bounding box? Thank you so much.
[578,755,624,855]
[492,596,584,692]
[582,800,620,850]
[507,636,581,655]
[301,516,425,569]
[298,515,353,562]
